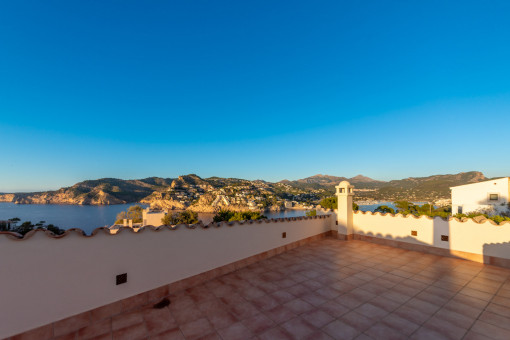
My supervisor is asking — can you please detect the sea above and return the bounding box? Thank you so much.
[0,202,395,235]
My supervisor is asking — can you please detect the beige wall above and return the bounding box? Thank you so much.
[352,211,510,259]
[0,217,331,339]
[142,209,167,226]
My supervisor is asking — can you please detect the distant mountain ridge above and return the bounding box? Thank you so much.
[0,171,496,205]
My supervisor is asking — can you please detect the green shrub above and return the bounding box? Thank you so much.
[374,205,395,214]
[162,211,199,225]
[213,209,267,222]
[306,210,317,217]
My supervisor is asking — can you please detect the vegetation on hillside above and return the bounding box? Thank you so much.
[212,210,267,222]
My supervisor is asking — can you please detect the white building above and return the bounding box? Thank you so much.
[451,177,510,215]
[142,208,167,226]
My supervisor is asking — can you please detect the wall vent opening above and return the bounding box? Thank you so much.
[116,273,127,285]
[282,232,286,238]
[411,231,417,236]
[441,235,449,242]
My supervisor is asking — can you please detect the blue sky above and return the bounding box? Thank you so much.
[1,1,510,191]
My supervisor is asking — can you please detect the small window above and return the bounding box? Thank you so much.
[458,206,463,214]
[489,194,499,201]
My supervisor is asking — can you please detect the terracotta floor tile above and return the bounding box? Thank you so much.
[10,324,53,340]
[340,311,373,333]
[433,308,476,329]
[283,298,315,315]
[365,322,408,340]
[322,319,360,340]
[258,327,293,340]
[151,327,185,340]
[76,319,111,340]
[229,300,260,320]
[271,290,297,304]
[280,317,317,340]
[410,325,450,340]
[486,302,510,318]
[381,313,420,336]
[265,304,298,325]
[301,309,334,329]
[393,305,431,325]
[301,292,329,307]
[112,311,143,331]
[112,322,147,340]
[142,307,176,336]
[217,321,254,340]
[423,316,468,340]
[478,310,510,331]
[242,313,275,335]
[319,300,350,318]
[404,297,441,315]
[469,320,510,340]
[207,310,238,330]
[302,330,334,340]
[353,302,388,321]
[180,318,214,340]
[459,288,494,302]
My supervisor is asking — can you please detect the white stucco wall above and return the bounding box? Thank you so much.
[353,211,510,258]
[0,217,331,339]
[451,178,510,215]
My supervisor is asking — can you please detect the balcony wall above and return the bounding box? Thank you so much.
[351,211,510,264]
[0,216,331,339]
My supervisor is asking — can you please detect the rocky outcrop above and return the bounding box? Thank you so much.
[0,194,15,202]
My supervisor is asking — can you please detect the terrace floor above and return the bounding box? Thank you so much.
[102,239,510,340]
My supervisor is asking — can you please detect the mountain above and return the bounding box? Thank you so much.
[280,174,384,190]
[0,171,494,206]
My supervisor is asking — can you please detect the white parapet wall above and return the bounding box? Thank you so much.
[352,211,510,260]
[0,216,331,339]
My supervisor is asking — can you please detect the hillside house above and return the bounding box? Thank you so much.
[451,177,510,215]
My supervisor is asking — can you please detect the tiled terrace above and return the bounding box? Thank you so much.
[37,238,510,340]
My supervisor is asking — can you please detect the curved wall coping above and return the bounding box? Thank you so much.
[0,215,331,241]
[353,210,510,226]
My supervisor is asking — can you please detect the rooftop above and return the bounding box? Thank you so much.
[32,238,510,340]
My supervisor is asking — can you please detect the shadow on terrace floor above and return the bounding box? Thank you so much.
[39,237,510,340]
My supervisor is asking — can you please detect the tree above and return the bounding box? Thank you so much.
[162,211,199,225]
[115,205,144,224]
[306,210,317,217]
[374,205,395,214]
[320,197,359,211]
[320,197,337,210]
[212,209,267,222]
[15,222,35,235]
[394,201,417,215]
